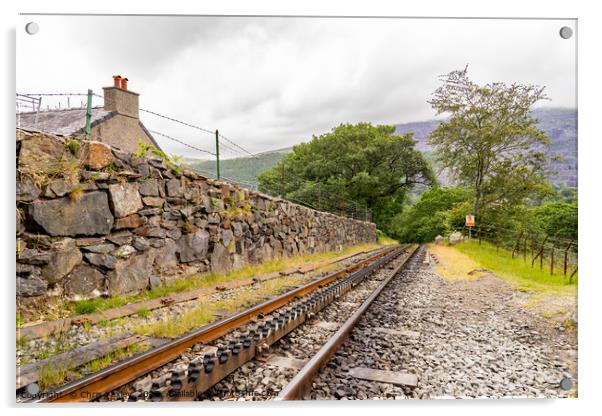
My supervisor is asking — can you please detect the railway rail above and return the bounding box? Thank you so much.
[23,244,403,403]
[135,244,417,402]
[277,245,422,400]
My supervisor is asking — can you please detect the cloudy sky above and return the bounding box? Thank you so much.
[17,15,576,159]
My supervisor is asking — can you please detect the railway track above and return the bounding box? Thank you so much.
[134,244,419,402]
[22,244,403,403]
[277,245,424,400]
[195,244,421,401]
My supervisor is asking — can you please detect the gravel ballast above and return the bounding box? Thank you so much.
[307,247,577,399]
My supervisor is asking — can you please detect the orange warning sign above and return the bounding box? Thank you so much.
[465,215,475,227]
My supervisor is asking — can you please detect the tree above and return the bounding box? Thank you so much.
[258,123,435,233]
[428,67,552,223]
[391,186,472,243]
[528,202,578,241]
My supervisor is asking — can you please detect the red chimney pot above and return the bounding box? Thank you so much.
[112,75,122,88]
[121,77,128,90]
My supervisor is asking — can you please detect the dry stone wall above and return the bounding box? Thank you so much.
[16,130,376,301]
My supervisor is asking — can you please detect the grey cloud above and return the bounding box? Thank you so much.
[18,16,576,157]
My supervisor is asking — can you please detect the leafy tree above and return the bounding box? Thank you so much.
[428,67,553,223]
[527,202,577,241]
[546,184,577,204]
[391,186,472,242]
[257,123,435,233]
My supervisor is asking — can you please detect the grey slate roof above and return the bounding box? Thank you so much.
[16,107,114,137]
[16,107,161,150]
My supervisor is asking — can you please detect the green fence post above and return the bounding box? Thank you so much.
[85,89,93,140]
[215,129,220,180]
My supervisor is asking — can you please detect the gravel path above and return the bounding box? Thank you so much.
[308,247,578,400]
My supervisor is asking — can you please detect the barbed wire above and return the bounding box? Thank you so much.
[16,92,371,221]
[139,107,259,158]
[140,108,215,136]
[218,132,259,159]
[148,130,216,156]
[471,222,578,246]
[20,93,91,97]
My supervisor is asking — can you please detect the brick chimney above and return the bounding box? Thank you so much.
[103,75,139,119]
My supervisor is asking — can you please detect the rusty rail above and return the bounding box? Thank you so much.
[276,245,419,400]
[30,244,399,403]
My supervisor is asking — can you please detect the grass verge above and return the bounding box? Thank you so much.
[436,240,577,296]
[68,242,385,318]
[36,343,148,391]
[427,244,487,282]
[134,274,310,338]
[428,241,577,323]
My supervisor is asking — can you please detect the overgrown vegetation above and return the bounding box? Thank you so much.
[454,240,577,295]
[258,123,435,233]
[136,141,185,174]
[67,242,385,317]
[392,186,472,243]
[392,185,577,245]
[428,66,552,222]
[376,230,397,245]
[36,342,148,391]
[386,68,576,250]
[134,274,309,338]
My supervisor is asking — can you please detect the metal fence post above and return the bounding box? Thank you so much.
[85,89,93,140]
[215,129,220,180]
[280,161,285,197]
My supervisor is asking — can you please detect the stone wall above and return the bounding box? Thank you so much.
[16,130,376,301]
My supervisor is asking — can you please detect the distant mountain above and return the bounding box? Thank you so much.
[395,107,577,187]
[186,147,292,187]
[186,108,577,189]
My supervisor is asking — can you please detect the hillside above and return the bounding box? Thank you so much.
[395,107,577,187]
[186,108,577,188]
[186,147,292,187]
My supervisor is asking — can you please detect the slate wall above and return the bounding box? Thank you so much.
[16,130,376,301]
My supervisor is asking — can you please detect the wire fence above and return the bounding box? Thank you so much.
[16,92,105,113]
[464,223,578,282]
[15,91,372,222]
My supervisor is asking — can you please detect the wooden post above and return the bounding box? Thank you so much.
[550,238,555,275]
[512,231,524,259]
[569,267,578,284]
[523,234,527,263]
[540,239,546,271]
[531,235,549,268]
[496,231,500,253]
[563,240,574,277]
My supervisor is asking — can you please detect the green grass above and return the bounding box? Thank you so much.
[136,308,151,318]
[455,240,577,296]
[37,363,79,391]
[376,230,397,245]
[72,296,131,315]
[68,242,384,318]
[134,274,310,339]
[36,343,148,391]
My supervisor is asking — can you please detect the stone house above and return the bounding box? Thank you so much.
[16,76,160,154]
